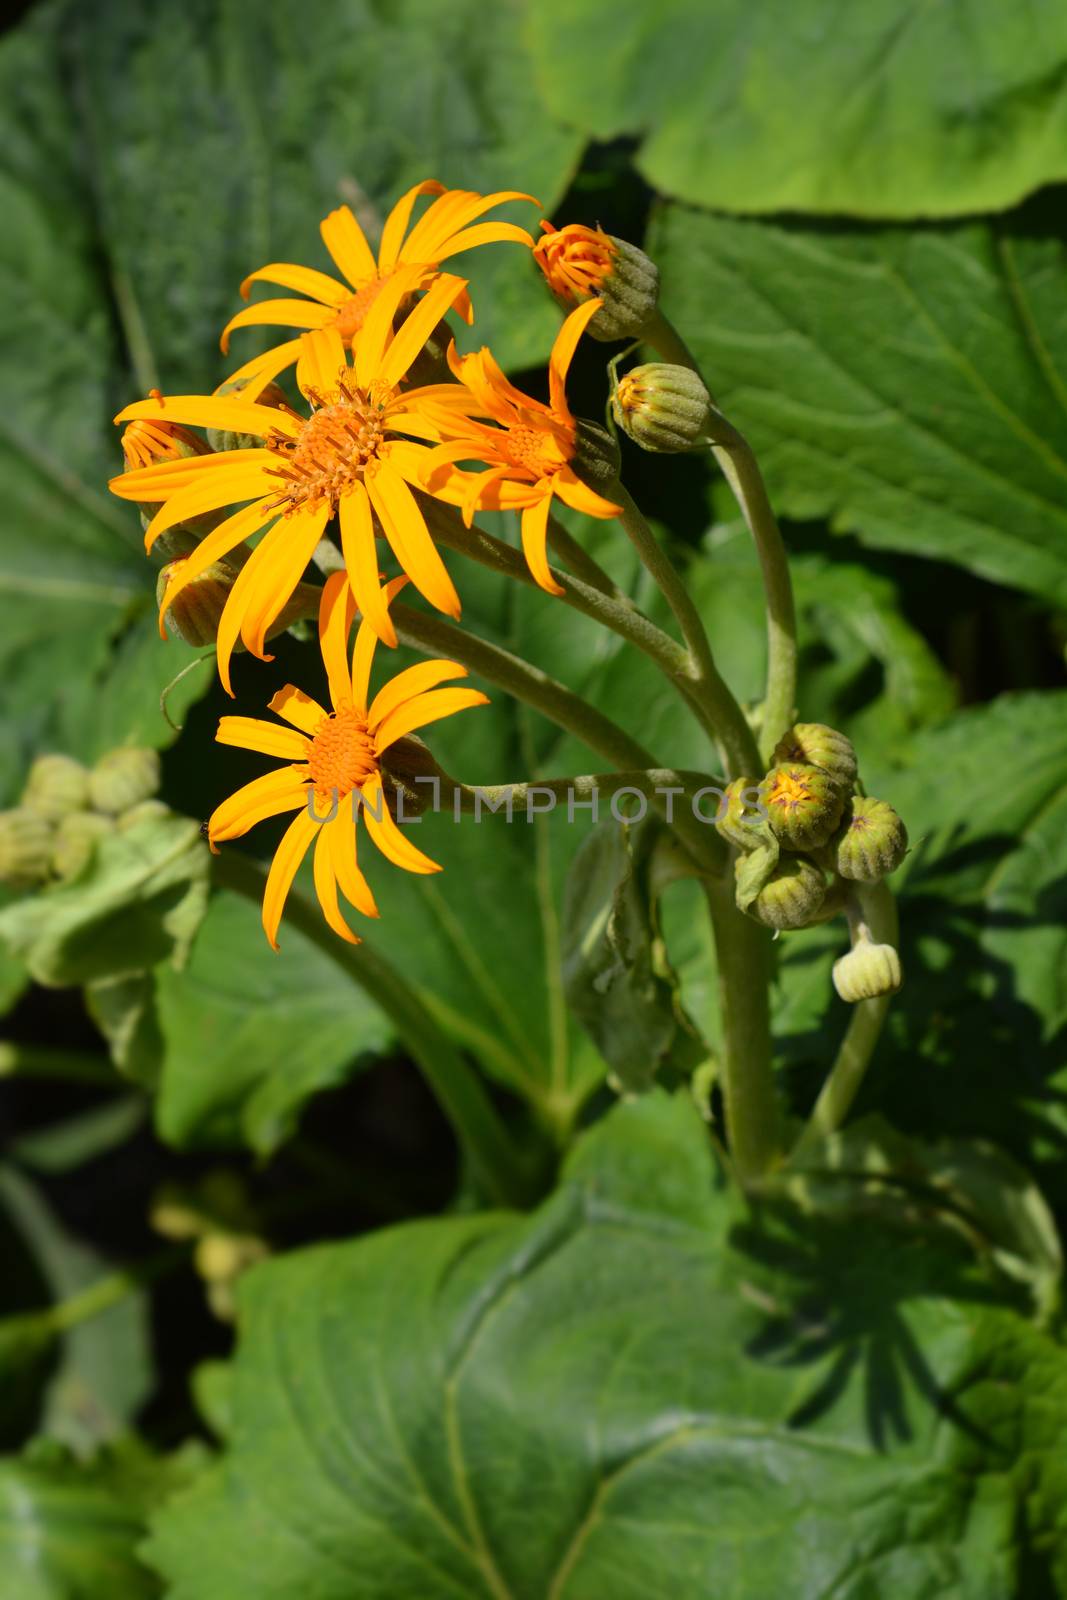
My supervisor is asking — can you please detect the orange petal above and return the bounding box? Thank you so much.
[433,221,536,260]
[549,298,602,419]
[553,467,623,520]
[378,180,446,273]
[367,658,467,731]
[317,570,358,710]
[312,823,361,944]
[261,810,319,949]
[360,774,440,875]
[295,326,349,401]
[351,575,408,712]
[141,467,273,553]
[268,683,328,736]
[239,504,331,658]
[354,263,427,390]
[330,793,379,917]
[366,458,460,619]
[215,340,306,397]
[215,716,309,761]
[373,686,489,755]
[377,273,469,391]
[220,298,334,353]
[156,501,276,633]
[401,189,537,261]
[112,448,275,500]
[208,766,308,845]
[240,262,349,306]
[319,205,377,288]
[339,485,397,650]
[521,493,564,595]
[114,395,299,439]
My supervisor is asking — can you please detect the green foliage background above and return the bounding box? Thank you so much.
[2,0,1067,1595]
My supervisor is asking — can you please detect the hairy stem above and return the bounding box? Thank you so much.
[791,879,899,1158]
[215,852,543,1207]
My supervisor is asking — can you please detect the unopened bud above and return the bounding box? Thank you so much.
[0,808,54,889]
[88,748,161,815]
[22,753,90,820]
[52,811,114,881]
[116,798,171,831]
[121,417,211,472]
[831,795,908,882]
[742,855,826,930]
[714,777,765,851]
[156,559,320,649]
[612,364,712,453]
[760,763,845,852]
[207,379,287,453]
[833,937,902,1003]
[771,723,857,796]
[533,222,659,341]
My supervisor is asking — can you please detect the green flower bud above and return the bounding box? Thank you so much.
[207,379,287,453]
[572,418,622,497]
[116,798,171,831]
[88,747,161,815]
[742,854,826,930]
[760,763,845,852]
[833,937,903,1003]
[21,753,90,820]
[771,722,857,795]
[714,777,766,851]
[52,810,114,881]
[611,364,712,453]
[0,808,54,888]
[156,558,320,649]
[532,222,659,341]
[832,795,908,882]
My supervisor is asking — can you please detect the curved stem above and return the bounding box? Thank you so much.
[546,513,622,599]
[644,309,798,762]
[701,879,781,1183]
[791,879,899,1159]
[612,484,761,779]
[46,1243,191,1335]
[215,852,544,1208]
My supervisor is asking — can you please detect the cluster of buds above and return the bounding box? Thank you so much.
[713,722,908,1001]
[0,746,164,892]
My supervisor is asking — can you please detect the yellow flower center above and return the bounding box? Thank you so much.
[333,277,389,341]
[265,382,387,512]
[307,706,378,799]
[502,420,570,476]
[767,768,815,813]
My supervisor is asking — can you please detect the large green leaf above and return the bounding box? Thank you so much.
[147,1093,1067,1598]
[651,203,1067,606]
[525,0,1067,217]
[0,0,581,787]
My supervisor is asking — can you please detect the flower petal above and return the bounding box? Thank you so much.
[330,793,379,917]
[114,395,299,439]
[140,467,274,552]
[401,189,537,261]
[377,273,469,391]
[521,492,564,594]
[373,686,489,755]
[215,716,309,761]
[312,822,361,944]
[339,485,397,649]
[208,766,307,846]
[367,658,467,731]
[215,340,306,397]
[549,298,602,419]
[433,221,536,260]
[377,180,446,273]
[262,810,319,949]
[295,326,349,400]
[157,500,277,635]
[553,467,623,519]
[112,448,275,500]
[239,504,331,658]
[320,204,377,288]
[240,262,349,306]
[351,575,407,712]
[220,298,334,354]
[318,570,358,709]
[366,461,460,620]
[360,774,440,875]
[267,683,328,736]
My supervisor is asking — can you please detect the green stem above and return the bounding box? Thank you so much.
[0,1042,117,1089]
[644,309,798,762]
[545,513,622,599]
[47,1244,190,1335]
[701,879,781,1183]
[612,484,761,779]
[214,851,542,1208]
[791,879,899,1158]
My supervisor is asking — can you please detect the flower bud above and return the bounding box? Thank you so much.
[831,795,908,882]
[52,811,114,881]
[612,364,712,453]
[742,854,826,930]
[116,798,171,831]
[533,221,659,341]
[760,763,845,852]
[156,559,320,649]
[771,723,857,796]
[88,747,161,815]
[714,777,766,851]
[207,379,287,453]
[572,418,622,497]
[0,808,54,889]
[121,417,211,472]
[833,937,902,1003]
[21,753,90,820]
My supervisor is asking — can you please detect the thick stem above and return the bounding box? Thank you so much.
[546,513,623,599]
[644,309,798,762]
[611,484,761,779]
[47,1244,190,1335]
[0,1042,117,1088]
[791,880,899,1158]
[215,852,543,1208]
[701,879,782,1183]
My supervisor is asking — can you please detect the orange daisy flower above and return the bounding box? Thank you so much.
[210,572,488,949]
[532,220,617,307]
[418,299,622,594]
[219,181,539,392]
[110,268,469,687]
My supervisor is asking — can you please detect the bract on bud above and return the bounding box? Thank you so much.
[88,747,161,815]
[742,854,826,930]
[52,811,114,881]
[533,221,659,341]
[760,763,845,851]
[715,777,766,851]
[833,936,903,1002]
[771,722,857,795]
[612,364,712,453]
[207,378,287,453]
[0,808,54,889]
[832,795,908,882]
[156,559,320,649]
[21,753,90,820]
